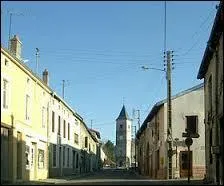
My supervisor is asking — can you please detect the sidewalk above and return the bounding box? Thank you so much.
[7,171,96,185]
[130,170,216,185]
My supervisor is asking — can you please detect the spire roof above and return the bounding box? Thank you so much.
[116,105,130,120]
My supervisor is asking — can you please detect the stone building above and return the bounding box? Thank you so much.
[197,2,223,184]
[115,105,132,168]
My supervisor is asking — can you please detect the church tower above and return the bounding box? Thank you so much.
[115,105,132,168]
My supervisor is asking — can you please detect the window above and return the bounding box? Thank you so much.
[4,58,9,66]
[89,144,91,151]
[67,148,69,167]
[63,146,65,167]
[186,115,198,134]
[128,125,130,129]
[52,111,55,132]
[38,149,44,169]
[42,106,46,128]
[25,94,30,120]
[75,119,79,126]
[25,145,30,169]
[120,124,123,129]
[74,133,79,144]
[52,144,57,167]
[85,137,88,148]
[3,79,9,109]
[68,123,70,140]
[63,120,66,138]
[27,78,30,84]
[58,116,61,135]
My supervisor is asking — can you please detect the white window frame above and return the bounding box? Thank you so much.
[1,73,11,112]
[42,106,46,128]
[25,94,31,121]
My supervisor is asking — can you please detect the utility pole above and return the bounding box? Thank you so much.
[134,125,137,171]
[8,12,12,50]
[7,11,24,50]
[137,110,140,130]
[166,50,173,179]
[35,48,39,75]
[62,80,65,99]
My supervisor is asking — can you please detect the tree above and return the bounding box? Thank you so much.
[102,140,115,163]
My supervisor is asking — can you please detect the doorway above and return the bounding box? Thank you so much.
[179,151,192,178]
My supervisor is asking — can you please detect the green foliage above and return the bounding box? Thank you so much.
[102,140,115,162]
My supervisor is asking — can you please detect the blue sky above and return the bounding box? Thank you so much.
[1,1,218,143]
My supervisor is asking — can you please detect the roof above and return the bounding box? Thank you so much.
[116,105,130,120]
[1,45,98,143]
[197,2,223,79]
[136,83,204,139]
[89,128,101,139]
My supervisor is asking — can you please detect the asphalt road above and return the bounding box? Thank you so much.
[12,168,214,185]
[52,168,211,185]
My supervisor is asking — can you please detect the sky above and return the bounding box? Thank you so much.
[1,1,218,143]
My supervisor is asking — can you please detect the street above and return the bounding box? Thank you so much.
[17,168,215,185]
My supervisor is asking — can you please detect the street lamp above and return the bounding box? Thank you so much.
[141,66,166,72]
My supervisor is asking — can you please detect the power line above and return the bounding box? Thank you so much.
[42,47,164,56]
[177,17,214,57]
[143,74,166,116]
[175,2,216,53]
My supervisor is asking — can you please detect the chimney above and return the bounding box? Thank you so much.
[42,69,49,85]
[10,35,22,60]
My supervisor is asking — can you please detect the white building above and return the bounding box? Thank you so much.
[115,105,132,168]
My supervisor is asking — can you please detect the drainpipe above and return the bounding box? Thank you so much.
[10,113,15,183]
[47,101,50,178]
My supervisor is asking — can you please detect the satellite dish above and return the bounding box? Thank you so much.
[21,58,29,63]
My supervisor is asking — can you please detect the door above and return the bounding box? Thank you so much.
[179,151,192,178]
[17,132,22,179]
[1,127,9,183]
[73,150,76,171]
[30,143,37,180]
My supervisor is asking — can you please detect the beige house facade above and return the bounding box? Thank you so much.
[1,36,100,183]
[136,84,205,179]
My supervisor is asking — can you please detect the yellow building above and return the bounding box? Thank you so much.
[1,35,101,183]
[1,36,51,183]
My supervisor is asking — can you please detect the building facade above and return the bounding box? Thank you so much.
[1,36,51,183]
[1,36,100,183]
[115,105,132,168]
[136,84,205,179]
[197,2,223,184]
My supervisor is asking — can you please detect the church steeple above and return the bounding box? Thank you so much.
[116,105,130,120]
